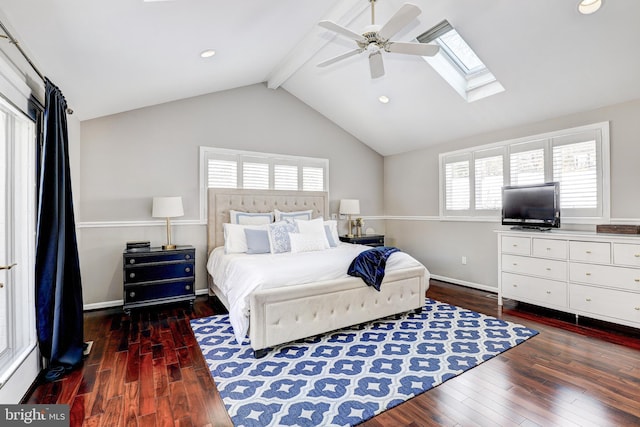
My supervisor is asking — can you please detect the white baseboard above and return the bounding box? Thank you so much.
[83,288,209,311]
[430,274,498,294]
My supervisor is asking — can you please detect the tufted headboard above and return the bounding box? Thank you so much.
[207,188,329,254]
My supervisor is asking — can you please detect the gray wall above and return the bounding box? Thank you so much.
[77,83,384,306]
[384,98,640,291]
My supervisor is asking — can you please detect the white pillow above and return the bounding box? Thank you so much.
[323,220,339,247]
[289,232,329,254]
[223,223,267,254]
[295,217,329,249]
[229,210,274,225]
[274,208,313,222]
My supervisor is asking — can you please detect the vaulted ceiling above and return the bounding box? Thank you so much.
[1,0,639,155]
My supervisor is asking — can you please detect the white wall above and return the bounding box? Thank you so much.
[384,98,640,291]
[77,83,384,306]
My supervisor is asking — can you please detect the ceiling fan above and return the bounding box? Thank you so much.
[317,0,439,79]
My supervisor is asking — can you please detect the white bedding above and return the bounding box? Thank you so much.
[207,243,427,343]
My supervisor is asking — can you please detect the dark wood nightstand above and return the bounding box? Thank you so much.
[339,234,385,247]
[123,245,196,314]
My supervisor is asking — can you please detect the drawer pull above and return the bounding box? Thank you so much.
[512,263,518,266]
[585,272,591,276]
[512,244,518,247]
[185,254,191,260]
[546,247,551,251]
[185,285,191,290]
[129,259,136,264]
[129,291,136,298]
[129,273,135,279]
[185,267,191,273]
[635,254,640,258]
[586,298,591,302]
[546,267,551,271]
[512,284,518,287]
[546,291,551,294]
[585,250,592,254]
[635,307,640,311]
[635,279,640,283]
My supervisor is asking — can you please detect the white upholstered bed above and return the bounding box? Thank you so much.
[206,188,430,357]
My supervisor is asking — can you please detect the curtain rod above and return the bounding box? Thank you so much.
[0,19,74,114]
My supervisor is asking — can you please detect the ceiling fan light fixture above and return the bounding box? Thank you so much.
[200,49,216,58]
[578,0,602,14]
[378,95,390,104]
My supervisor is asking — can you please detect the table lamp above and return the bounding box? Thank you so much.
[339,199,360,238]
[152,196,184,250]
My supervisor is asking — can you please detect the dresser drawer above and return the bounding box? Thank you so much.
[124,261,194,284]
[613,243,640,267]
[532,238,567,259]
[501,236,531,255]
[124,250,194,266]
[569,262,640,292]
[502,272,567,308]
[569,241,610,263]
[502,254,566,281]
[125,280,195,303]
[569,283,640,325]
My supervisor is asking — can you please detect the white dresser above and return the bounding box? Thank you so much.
[497,230,640,329]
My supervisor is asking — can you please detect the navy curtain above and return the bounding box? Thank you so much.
[35,79,84,379]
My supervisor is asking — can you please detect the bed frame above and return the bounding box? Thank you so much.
[207,188,429,358]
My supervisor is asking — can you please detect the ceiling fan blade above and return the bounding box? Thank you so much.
[387,42,440,56]
[317,48,364,68]
[318,20,367,43]
[378,3,422,41]
[369,51,385,79]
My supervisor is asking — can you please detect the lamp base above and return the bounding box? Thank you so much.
[162,244,177,250]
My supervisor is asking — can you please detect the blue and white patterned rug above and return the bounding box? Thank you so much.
[190,298,538,427]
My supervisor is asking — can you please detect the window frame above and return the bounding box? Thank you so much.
[438,122,610,224]
[199,146,329,222]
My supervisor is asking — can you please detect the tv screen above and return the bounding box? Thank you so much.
[502,182,560,229]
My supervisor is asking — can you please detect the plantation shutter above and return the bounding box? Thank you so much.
[274,163,298,190]
[509,140,545,186]
[302,166,324,192]
[443,154,470,214]
[242,161,269,189]
[208,158,237,188]
[474,149,504,211]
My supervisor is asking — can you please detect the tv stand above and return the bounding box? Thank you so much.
[497,230,640,330]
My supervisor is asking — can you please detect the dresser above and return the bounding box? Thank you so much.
[339,234,385,247]
[123,246,196,314]
[497,230,640,329]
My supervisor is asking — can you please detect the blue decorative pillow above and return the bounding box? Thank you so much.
[267,220,298,253]
[229,210,274,225]
[244,229,271,254]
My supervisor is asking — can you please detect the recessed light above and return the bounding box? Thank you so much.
[200,49,216,58]
[378,95,390,104]
[578,0,602,15]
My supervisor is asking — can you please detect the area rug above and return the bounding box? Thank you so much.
[190,298,538,427]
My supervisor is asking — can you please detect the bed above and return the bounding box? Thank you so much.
[206,188,430,357]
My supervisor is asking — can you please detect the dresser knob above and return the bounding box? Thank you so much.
[512,244,518,247]
[512,284,518,287]
[512,263,517,266]
[635,278,640,283]
[546,267,551,271]
[586,298,591,302]
[586,272,591,276]
[129,259,136,264]
[129,273,135,279]
[546,247,551,251]
[185,254,191,260]
[546,291,551,294]
[586,250,592,254]
[185,267,191,273]
[129,291,136,298]
[635,307,640,311]
[185,285,191,290]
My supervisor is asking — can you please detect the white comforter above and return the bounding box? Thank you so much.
[207,243,426,343]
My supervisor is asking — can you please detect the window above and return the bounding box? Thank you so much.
[199,147,329,220]
[417,20,504,102]
[439,122,610,223]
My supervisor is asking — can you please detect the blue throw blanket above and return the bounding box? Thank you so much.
[347,246,400,291]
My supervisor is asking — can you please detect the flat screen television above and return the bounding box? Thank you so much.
[501,182,560,230]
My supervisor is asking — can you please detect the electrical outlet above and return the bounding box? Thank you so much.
[331,213,337,220]
[461,256,467,265]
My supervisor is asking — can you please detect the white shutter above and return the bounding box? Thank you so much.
[474,154,503,210]
[510,144,545,186]
[242,162,269,189]
[208,159,237,188]
[302,166,324,191]
[444,159,470,211]
[274,164,298,190]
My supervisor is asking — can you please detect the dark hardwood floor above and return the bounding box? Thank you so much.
[23,280,640,426]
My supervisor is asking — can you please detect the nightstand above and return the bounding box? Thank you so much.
[123,245,196,314]
[339,234,385,247]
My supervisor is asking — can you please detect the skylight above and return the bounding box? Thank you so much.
[417,20,504,102]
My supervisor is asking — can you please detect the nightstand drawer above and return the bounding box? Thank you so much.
[339,234,385,247]
[124,251,194,265]
[125,280,194,303]
[124,262,194,284]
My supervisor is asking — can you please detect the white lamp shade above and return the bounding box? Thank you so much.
[152,196,184,218]
[339,199,360,215]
